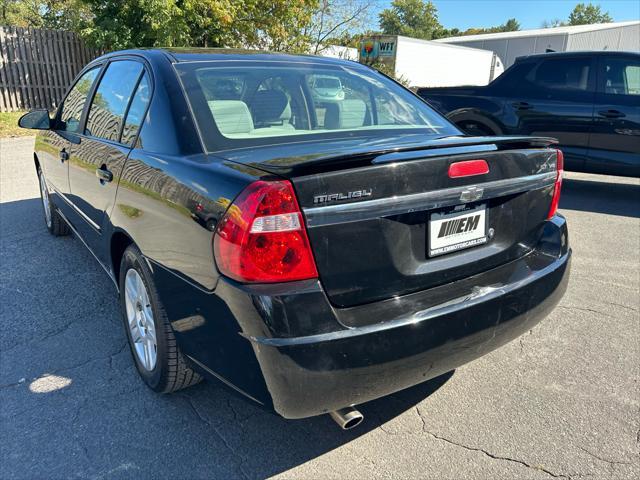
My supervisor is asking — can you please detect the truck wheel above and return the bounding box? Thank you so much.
[457,121,495,137]
[119,244,202,392]
[38,169,70,236]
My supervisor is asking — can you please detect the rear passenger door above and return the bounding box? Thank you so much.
[503,56,596,172]
[66,59,150,261]
[587,55,640,176]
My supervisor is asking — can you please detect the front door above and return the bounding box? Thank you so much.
[38,66,102,210]
[66,59,147,261]
[587,55,640,176]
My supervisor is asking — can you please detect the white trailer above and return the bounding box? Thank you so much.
[317,45,359,61]
[359,35,504,88]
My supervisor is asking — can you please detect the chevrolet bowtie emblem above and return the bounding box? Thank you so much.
[459,186,484,203]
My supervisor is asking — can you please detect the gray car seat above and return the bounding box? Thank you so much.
[324,99,367,129]
[250,90,294,129]
[208,100,254,135]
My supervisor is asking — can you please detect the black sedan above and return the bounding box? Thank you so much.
[19,49,570,429]
[419,51,640,177]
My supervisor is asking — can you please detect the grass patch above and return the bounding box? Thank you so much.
[118,204,143,219]
[0,111,32,138]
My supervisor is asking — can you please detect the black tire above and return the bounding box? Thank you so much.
[37,169,70,236]
[119,244,202,393]
[456,121,495,137]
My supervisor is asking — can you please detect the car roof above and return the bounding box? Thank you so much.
[95,47,358,67]
[515,50,640,63]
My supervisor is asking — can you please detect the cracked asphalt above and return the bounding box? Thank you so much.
[1,136,639,480]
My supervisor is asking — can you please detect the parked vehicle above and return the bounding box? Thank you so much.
[310,75,345,102]
[359,35,504,88]
[418,51,640,177]
[19,49,570,429]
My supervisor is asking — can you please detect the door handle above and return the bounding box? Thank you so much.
[59,149,69,162]
[96,167,113,183]
[512,101,533,110]
[598,109,625,119]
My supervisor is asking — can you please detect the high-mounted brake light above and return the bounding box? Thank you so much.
[547,149,564,219]
[448,159,490,178]
[213,180,318,283]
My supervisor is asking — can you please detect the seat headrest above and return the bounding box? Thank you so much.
[324,99,367,130]
[208,100,254,135]
[251,90,291,126]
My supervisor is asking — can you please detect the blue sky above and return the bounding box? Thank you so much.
[368,0,640,31]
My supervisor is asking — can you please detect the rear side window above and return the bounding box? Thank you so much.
[58,67,100,133]
[602,58,640,95]
[85,61,144,142]
[121,73,151,146]
[529,58,592,91]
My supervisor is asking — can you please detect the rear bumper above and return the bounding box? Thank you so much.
[245,216,571,418]
[158,216,570,419]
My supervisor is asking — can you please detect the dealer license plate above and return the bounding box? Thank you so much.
[428,204,488,257]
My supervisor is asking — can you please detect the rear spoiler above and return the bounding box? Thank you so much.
[281,136,559,175]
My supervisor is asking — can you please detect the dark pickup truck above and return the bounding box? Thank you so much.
[418,51,640,177]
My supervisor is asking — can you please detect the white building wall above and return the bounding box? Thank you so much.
[437,22,639,68]
[480,39,508,63]
[531,34,567,54]
[618,23,640,51]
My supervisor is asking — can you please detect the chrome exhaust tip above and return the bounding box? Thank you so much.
[329,407,364,430]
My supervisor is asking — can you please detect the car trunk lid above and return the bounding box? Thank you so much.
[218,135,559,307]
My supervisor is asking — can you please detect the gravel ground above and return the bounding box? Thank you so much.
[1,136,639,480]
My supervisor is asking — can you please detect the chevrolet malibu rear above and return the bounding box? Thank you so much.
[26,50,570,429]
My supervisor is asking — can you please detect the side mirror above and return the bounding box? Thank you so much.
[18,109,51,130]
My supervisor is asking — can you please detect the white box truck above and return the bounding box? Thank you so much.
[359,35,504,88]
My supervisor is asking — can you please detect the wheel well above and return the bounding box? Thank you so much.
[111,232,133,282]
[455,119,497,136]
[447,110,502,136]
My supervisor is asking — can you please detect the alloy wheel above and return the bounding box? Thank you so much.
[124,268,158,371]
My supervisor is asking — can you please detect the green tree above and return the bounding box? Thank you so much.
[502,18,520,32]
[379,0,442,40]
[305,0,370,55]
[541,18,567,28]
[80,0,317,52]
[1,0,92,31]
[436,18,520,39]
[568,2,613,25]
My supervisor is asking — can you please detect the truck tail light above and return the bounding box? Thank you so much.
[547,149,564,219]
[213,180,318,283]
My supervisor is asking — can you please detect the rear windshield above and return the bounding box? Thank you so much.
[175,60,456,151]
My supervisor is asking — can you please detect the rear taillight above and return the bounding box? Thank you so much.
[547,149,564,219]
[213,180,318,283]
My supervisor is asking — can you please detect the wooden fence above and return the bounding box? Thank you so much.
[0,26,100,112]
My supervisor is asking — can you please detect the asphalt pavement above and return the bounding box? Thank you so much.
[1,136,639,480]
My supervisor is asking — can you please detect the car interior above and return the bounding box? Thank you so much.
[192,67,440,139]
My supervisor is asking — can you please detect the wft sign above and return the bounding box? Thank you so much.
[359,37,397,64]
[378,40,395,57]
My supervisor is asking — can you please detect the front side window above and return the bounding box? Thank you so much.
[491,61,536,93]
[602,58,640,95]
[85,61,144,142]
[528,58,592,91]
[121,73,151,146]
[176,61,455,151]
[58,67,100,133]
